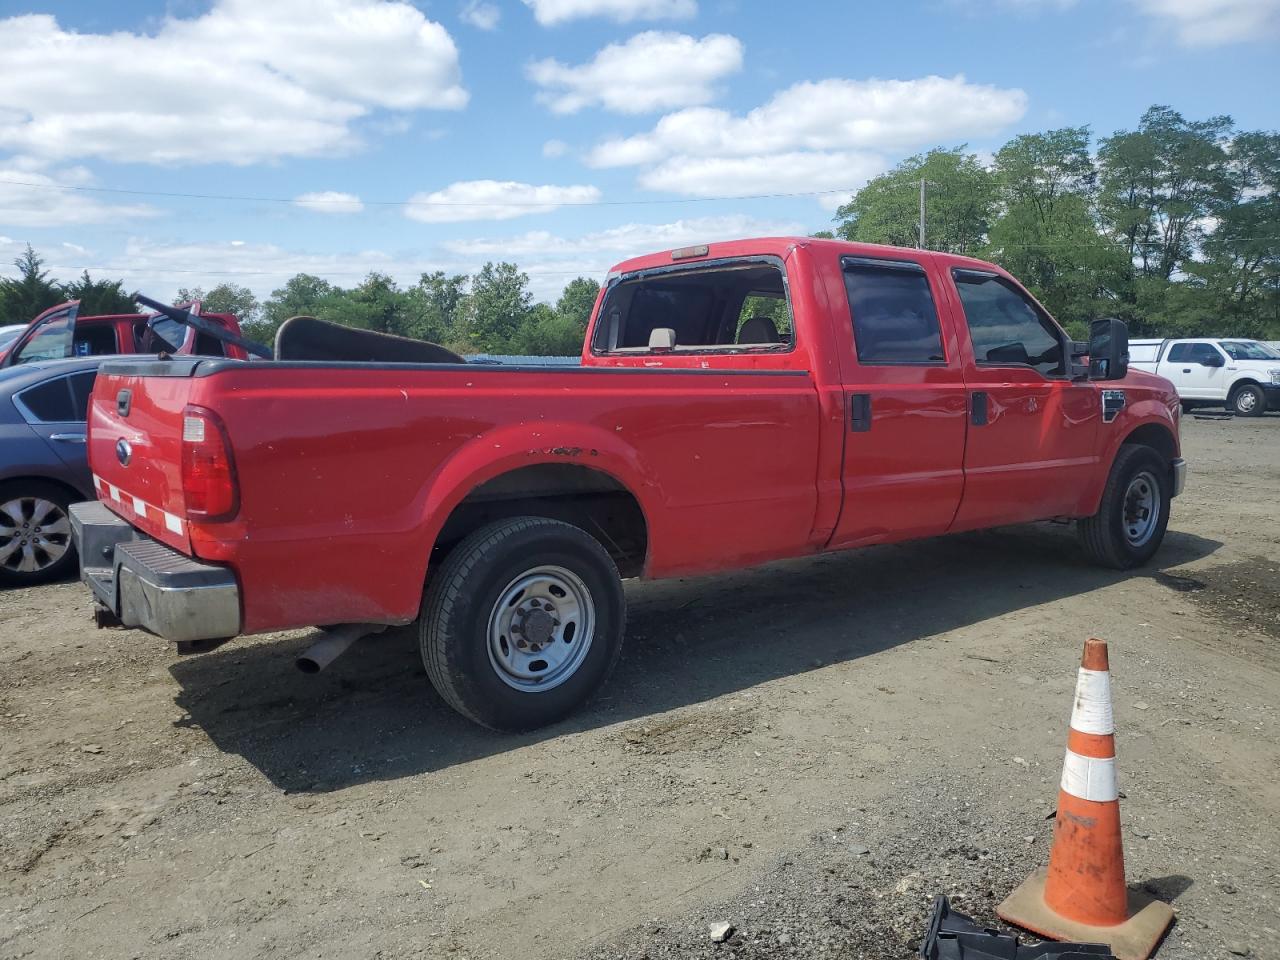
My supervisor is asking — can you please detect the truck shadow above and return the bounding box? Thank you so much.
[169,524,1222,792]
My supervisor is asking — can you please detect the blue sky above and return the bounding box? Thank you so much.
[0,0,1277,303]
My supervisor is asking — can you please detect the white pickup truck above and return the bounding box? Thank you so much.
[1129,338,1280,416]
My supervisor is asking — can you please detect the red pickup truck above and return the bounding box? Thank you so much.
[70,238,1185,730]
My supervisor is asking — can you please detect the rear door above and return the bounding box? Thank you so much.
[1163,342,1227,399]
[827,254,968,547]
[944,268,1100,531]
[12,369,96,488]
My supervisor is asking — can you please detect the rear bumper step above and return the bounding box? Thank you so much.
[70,501,241,644]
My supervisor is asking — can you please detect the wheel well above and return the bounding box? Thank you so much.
[433,464,648,578]
[0,475,87,502]
[1121,423,1176,463]
[1229,378,1262,397]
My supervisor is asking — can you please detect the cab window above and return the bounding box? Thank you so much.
[843,257,944,364]
[1167,342,1221,364]
[952,271,1064,376]
[592,259,793,354]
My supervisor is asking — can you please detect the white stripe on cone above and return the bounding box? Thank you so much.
[1070,667,1114,735]
[1061,749,1118,802]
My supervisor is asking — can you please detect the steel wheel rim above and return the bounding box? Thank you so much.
[1237,390,1258,413]
[486,564,595,692]
[1122,471,1160,548]
[0,497,71,575]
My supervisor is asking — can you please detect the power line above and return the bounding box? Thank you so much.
[0,176,859,207]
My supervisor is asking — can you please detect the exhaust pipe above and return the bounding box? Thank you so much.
[296,623,385,674]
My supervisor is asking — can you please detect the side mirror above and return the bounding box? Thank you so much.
[1088,318,1129,381]
[1200,353,1225,368]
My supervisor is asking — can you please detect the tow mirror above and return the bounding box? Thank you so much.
[1088,318,1129,381]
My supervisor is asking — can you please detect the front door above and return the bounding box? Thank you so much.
[828,254,969,548]
[945,268,1101,532]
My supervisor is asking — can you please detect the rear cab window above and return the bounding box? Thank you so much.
[591,258,794,356]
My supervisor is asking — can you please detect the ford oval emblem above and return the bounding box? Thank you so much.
[116,438,132,466]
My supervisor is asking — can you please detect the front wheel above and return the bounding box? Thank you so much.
[1229,383,1266,417]
[1077,445,1172,569]
[420,517,625,731]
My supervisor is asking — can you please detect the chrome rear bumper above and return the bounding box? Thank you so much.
[70,501,241,643]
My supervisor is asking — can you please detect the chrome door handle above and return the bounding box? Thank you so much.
[49,433,86,443]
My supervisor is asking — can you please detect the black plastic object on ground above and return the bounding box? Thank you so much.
[920,896,1115,959]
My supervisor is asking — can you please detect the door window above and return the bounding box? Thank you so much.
[842,258,945,364]
[15,376,77,423]
[1167,342,1220,364]
[953,271,1064,376]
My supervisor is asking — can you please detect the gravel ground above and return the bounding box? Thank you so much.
[1,413,1278,960]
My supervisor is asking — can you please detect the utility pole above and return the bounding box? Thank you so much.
[918,177,927,250]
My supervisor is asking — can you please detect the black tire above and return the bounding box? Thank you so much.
[0,480,78,587]
[420,517,625,731]
[1228,383,1266,417]
[1077,445,1171,570]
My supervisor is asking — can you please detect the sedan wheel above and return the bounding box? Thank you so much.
[0,489,75,585]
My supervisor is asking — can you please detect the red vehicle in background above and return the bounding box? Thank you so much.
[0,300,249,368]
[70,237,1185,731]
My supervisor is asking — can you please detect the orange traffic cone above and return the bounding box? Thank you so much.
[997,639,1174,960]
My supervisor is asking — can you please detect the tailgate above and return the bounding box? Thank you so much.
[88,361,199,553]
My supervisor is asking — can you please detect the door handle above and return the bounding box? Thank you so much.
[849,393,872,432]
[49,433,86,443]
[970,391,989,426]
[1182,368,1191,373]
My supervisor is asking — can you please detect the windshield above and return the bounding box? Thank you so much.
[1220,340,1280,361]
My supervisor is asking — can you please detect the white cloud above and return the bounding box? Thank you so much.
[529,32,742,114]
[637,151,889,207]
[0,168,158,226]
[294,191,366,214]
[461,1,501,29]
[522,0,696,25]
[588,75,1028,169]
[1131,0,1280,45]
[0,2,466,166]
[404,180,603,223]
[542,139,569,158]
[442,214,807,258]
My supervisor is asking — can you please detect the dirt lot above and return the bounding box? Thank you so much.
[2,413,1279,960]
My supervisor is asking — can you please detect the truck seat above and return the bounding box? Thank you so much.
[273,315,464,364]
[738,316,781,344]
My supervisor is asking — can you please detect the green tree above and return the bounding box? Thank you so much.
[985,127,1129,332]
[467,261,533,351]
[0,245,64,324]
[62,271,136,315]
[177,282,261,323]
[1098,106,1235,282]
[507,303,585,355]
[555,277,600,331]
[258,274,339,341]
[834,148,995,254]
[405,270,469,344]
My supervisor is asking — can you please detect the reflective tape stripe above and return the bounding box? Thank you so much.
[1070,667,1114,735]
[1061,749,1118,802]
[92,474,184,537]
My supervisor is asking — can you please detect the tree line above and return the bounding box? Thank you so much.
[824,105,1279,340]
[0,248,600,357]
[3,103,1275,349]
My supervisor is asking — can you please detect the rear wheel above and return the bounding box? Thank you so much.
[420,517,625,731]
[1078,445,1171,569]
[0,481,77,587]
[1229,383,1266,417]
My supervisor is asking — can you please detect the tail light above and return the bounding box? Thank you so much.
[181,405,239,521]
